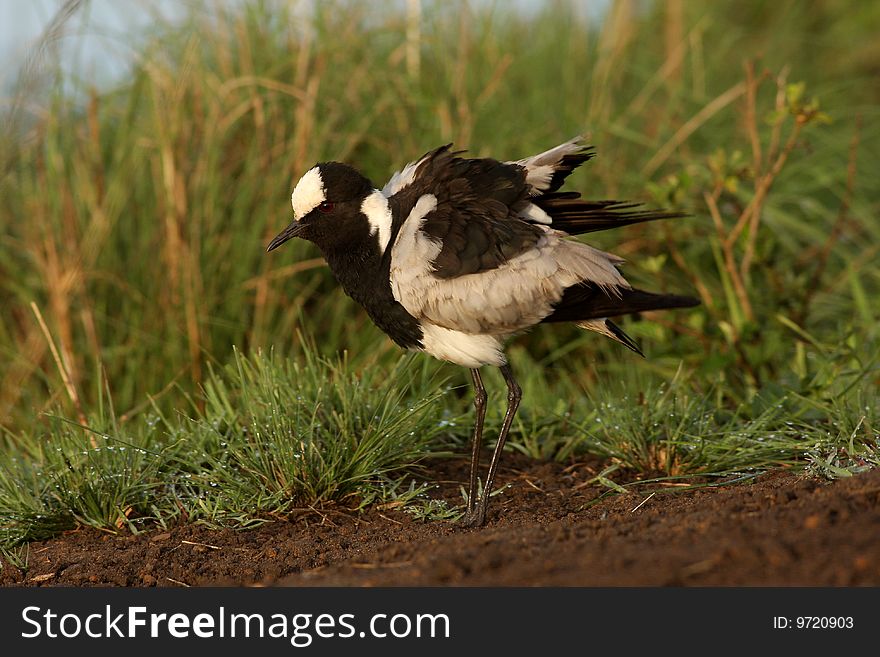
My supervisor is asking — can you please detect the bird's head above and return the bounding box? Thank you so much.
[267,162,375,253]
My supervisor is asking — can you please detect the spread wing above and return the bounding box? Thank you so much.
[382,139,696,339]
[387,145,546,279]
[385,147,628,335]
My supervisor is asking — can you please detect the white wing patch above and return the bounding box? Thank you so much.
[291,166,326,220]
[511,135,585,195]
[389,193,441,303]
[382,153,431,197]
[361,189,393,253]
[519,203,553,225]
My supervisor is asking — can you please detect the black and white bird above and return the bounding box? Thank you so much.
[267,137,698,526]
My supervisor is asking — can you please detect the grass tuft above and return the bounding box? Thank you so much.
[0,415,169,548]
[0,345,458,549]
[169,346,456,524]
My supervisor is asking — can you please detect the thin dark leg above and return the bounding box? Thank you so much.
[466,368,487,517]
[462,363,522,527]
[468,369,486,512]
[479,363,521,516]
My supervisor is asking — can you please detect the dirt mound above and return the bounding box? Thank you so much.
[3,454,878,586]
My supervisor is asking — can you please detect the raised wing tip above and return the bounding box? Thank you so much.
[567,135,593,151]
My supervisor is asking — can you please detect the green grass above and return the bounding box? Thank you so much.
[170,344,456,523]
[1,0,879,552]
[0,344,459,548]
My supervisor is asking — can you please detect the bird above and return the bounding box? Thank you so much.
[267,136,699,527]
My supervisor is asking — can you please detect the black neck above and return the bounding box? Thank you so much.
[322,241,424,350]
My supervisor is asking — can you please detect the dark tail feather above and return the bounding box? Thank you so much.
[604,319,644,356]
[574,318,645,357]
[535,194,686,235]
[544,149,596,193]
[543,284,700,324]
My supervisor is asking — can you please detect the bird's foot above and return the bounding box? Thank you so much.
[460,503,487,528]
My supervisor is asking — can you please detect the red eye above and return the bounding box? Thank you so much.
[318,201,335,213]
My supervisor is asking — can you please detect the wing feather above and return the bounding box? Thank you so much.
[383,140,692,338]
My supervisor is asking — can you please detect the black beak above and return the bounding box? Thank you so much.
[267,222,304,252]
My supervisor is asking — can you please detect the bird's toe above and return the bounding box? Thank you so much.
[460,504,487,528]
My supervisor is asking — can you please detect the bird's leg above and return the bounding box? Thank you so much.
[464,363,522,527]
[480,364,522,519]
[463,368,487,525]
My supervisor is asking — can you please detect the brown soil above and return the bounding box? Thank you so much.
[3,453,879,587]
